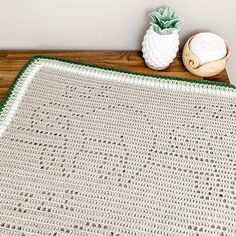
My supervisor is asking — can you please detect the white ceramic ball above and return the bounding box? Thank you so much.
[189,32,227,65]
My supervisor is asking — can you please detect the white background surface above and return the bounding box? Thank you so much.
[0,0,235,84]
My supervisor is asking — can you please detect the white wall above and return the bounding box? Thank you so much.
[1,0,235,84]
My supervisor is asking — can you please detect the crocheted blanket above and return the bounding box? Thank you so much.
[0,56,235,236]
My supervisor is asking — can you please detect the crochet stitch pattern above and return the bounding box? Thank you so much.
[0,56,236,236]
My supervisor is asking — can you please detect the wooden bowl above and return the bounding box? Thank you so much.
[182,35,231,77]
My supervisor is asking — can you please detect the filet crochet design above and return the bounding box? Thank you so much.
[0,57,236,236]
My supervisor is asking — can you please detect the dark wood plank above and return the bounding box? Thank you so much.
[0,50,230,101]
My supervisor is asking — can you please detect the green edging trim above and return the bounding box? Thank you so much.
[33,55,236,89]
[0,54,235,116]
[0,58,36,114]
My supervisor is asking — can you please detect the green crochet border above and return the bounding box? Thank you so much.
[0,55,235,116]
[0,57,35,114]
[36,55,235,88]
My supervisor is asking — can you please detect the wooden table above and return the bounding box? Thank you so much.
[0,50,229,101]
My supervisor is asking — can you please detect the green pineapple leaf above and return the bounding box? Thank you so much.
[163,18,182,29]
[149,12,160,25]
[162,7,170,20]
[149,7,182,35]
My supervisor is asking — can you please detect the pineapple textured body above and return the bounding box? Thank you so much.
[142,27,180,70]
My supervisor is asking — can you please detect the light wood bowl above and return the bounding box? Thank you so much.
[182,35,231,77]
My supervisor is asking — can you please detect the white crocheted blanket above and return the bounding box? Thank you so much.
[0,56,236,236]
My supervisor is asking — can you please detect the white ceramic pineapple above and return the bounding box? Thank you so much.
[142,7,182,70]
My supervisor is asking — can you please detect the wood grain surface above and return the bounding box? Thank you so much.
[0,50,229,101]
